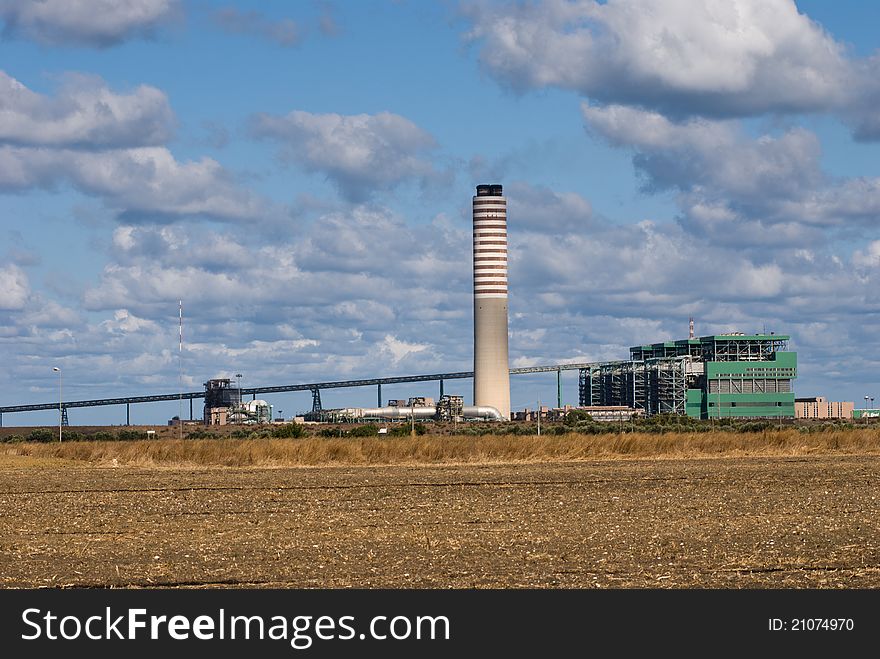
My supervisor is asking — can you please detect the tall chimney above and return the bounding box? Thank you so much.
[473,184,510,419]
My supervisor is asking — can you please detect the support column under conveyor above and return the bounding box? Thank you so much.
[557,368,562,408]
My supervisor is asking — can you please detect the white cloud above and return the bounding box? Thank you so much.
[4,185,879,414]
[0,71,272,224]
[466,0,880,138]
[0,145,270,222]
[581,104,880,241]
[100,309,159,334]
[0,0,177,47]
[854,241,880,269]
[506,181,593,232]
[0,264,29,310]
[0,71,174,148]
[467,0,846,112]
[250,110,442,201]
[380,334,428,364]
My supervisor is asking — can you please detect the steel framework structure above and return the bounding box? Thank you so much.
[0,362,598,425]
[578,356,691,415]
[584,334,795,418]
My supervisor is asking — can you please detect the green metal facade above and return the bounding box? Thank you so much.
[579,334,797,419]
[698,350,797,419]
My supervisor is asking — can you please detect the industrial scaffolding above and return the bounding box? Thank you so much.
[579,357,691,416]
[581,334,795,419]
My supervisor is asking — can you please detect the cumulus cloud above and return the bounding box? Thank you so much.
[76,195,877,396]
[0,145,270,222]
[466,0,880,138]
[581,104,880,242]
[380,334,429,365]
[0,0,177,47]
[0,71,174,149]
[0,71,272,224]
[211,7,302,47]
[505,181,593,232]
[0,264,29,310]
[250,110,442,201]
[4,183,878,413]
[73,204,475,400]
[854,241,880,270]
[505,214,878,395]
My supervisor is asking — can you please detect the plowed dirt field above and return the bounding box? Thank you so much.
[2,455,878,588]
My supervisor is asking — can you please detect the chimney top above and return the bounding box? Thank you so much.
[476,184,503,197]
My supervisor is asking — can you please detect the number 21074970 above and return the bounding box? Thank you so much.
[769,618,854,631]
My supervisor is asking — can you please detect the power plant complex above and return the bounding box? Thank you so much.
[4,183,873,428]
[579,332,797,418]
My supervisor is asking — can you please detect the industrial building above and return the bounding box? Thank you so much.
[578,333,797,419]
[472,184,511,420]
[795,397,854,419]
[513,405,641,422]
[203,378,273,425]
[317,395,503,423]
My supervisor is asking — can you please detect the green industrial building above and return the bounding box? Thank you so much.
[578,334,796,419]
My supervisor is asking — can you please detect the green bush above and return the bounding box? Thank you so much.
[27,428,55,443]
[573,421,613,435]
[1,434,24,443]
[272,423,306,438]
[563,410,594,426]
[184,429,220,440]
[735,421,776,433]
[116,429,143,441]
[319,427,344,438]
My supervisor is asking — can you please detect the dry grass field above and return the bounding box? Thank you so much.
[4,428,880,467]
[1,429,879,589]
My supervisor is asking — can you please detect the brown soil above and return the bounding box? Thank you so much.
[1,454,878,588]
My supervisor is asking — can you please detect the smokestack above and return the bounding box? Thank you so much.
[473,184,510,419]
[689,317,695,339]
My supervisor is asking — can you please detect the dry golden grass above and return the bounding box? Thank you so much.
[3,428,880,467]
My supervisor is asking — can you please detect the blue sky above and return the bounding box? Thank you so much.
[1,0,879,425]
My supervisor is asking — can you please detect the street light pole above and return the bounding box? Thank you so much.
[52,367,62,442]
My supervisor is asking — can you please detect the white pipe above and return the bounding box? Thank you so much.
[341,405,504,421]
[358,406,437,420]
[462,405,504,421]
